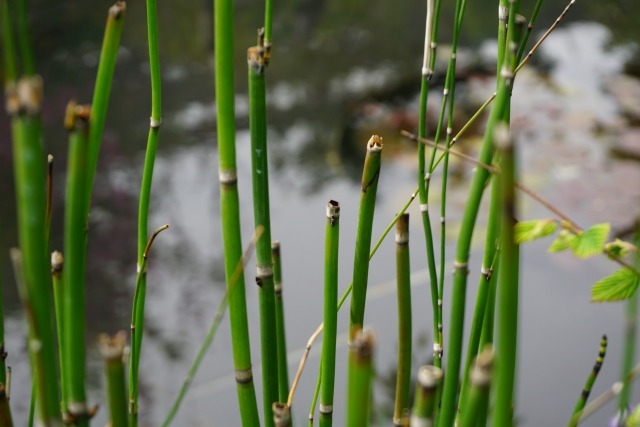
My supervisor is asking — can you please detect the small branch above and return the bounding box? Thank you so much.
[143,224,170,259]
[401,130,498,174]
[287,324,323,407]
[429,0,579,171]
[514,0,577,74]
[516,184,640,274]
[515,184,580,232]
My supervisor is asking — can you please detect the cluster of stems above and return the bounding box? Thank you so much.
[5,0,640,426]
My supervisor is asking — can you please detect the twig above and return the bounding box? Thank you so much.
[288,324,323,407]
[401,130,498,174]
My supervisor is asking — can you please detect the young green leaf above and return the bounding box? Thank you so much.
[514,219,557,243]
[591,268,640,302]
[571,223,610,259]
[604,239,637,259]
[548,230,576,253]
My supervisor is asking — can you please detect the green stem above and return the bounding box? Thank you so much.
[10,87,61,426]
[51,251,66,414]
[346,329,375,427]
[320,201,340,427]
[393,213,412,426]
[309,360,322,426]
[417,86,441,367]
[99,333,129,427]
[492,138,518,426]
[618,230,640,419]
[15,0,35,75]
[248,42,278,426]
[273,403,291,427]
[130,0,162,424]
[458,176,501,417]
[28,380,35,427]
[417,0,441,367]
[437,1,518,422]
[492,1,522,422]
[569,335,607,425]
[479,253,500,349]
[62,101,91,426]
[272,242,290,403]
[137,0,162,265]
[410,365,443,426]
[215,0,260,423]
[459,349,494,427]
[129,225,169,426]
[435,0,468,377]
[264,0,272,61]
[516,0,544,62]
[86,2,125,206]
[0,0,17,83]
[349,135,383,338]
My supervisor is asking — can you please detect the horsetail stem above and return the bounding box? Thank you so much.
[417,0,441,368]
[272,242,290,403]
[393,213,412,426]
[320,201,340,427]
[346,329,375,427]
[15,0,35,76]
[263,0,273,61]
[569,335,607,425]
[215,0,260,424]
[62,100,91,426]
[349,135,383,338]
[10,246,60,427]
[9,73,61,427]
[273,402,291,427]
[458,175,502,417]
[436,0,469,371]
[99,332,128,427]
[130,0,162,423]
[248,33,278,426]
[618,228,640,419]
[86,2,125,206]
[411,365,443,426]
[0,0,17,85]
[50,251,66,414]
[460,348,494,427]
[492,2,523,421]
[437,0,520,422]
[129,225,169,425]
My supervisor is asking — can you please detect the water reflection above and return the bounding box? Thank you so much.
[0,0,639,425]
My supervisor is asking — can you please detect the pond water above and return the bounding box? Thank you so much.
[1,0,640,425]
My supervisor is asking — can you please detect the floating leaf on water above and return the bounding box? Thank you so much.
[591,268,639,302]
[571,223,610,259]
[514,219,557,243]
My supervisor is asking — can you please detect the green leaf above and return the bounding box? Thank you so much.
[604,239,638,259]
[591,268,640,302]
[514,219,557,244]
[548,230,576,253]
[571,223,610,259]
